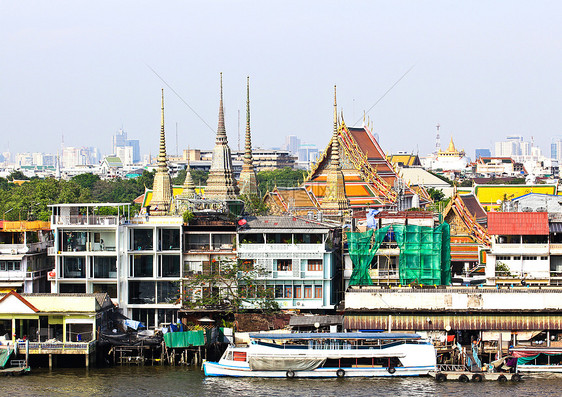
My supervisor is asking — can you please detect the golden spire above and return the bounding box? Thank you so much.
[205,73,239,199]
[239,76,258,196]
[331,85,340,168]
[321,85,350,212]
[447,136,456,152]
[149,89,173,215]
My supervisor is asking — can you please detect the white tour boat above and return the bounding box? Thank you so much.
[203,332,436,378]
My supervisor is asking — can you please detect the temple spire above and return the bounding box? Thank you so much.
[205,73,239,200]
[321,85,350,212]
[239,76,258,196]
[149,89,173,215]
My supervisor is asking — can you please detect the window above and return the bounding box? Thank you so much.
[275,285,284,298]
[63,257,85,278]
[315,285,322,299]
[523,256,537,260]
[284,286,292,298]
[128,281,156,304]
[131,255,154,277]
[132,229,153,251]
[541,256,548,260]
[59,283,86,293]
[93,283,117,298]
[159,229,180,251]
[307,260,322,272]
[92,257,117,278]
[513,256,521,260]
[304,285,312,298]
[0,261,21,271]
[496,256,511,261]
[277,259,292,272]
[157,281,180,303]
[294,285,301,298]
[186,234,210,251]
[160,255,180,277]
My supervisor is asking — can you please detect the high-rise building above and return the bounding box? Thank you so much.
[475,148,491,160]
[112,129,140,164]
[284,135,300,155]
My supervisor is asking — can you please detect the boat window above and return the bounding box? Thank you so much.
[224,351,233,361]
[233,351,247,362]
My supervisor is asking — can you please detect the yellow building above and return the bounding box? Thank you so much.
[473,184,558,210]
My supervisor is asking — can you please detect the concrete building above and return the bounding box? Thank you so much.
[0,220,52,293]
[237,216,341,310]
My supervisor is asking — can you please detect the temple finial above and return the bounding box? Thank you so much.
[217,72,226,138]
[239,76,258,195]
[331,85,339,167]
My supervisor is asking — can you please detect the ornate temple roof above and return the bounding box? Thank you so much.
[303,119,408,209]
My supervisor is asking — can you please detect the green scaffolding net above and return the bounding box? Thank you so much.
[347,223,451,286]
[348,226,391,286]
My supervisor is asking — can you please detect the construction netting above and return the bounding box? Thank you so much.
[348,223,451,286]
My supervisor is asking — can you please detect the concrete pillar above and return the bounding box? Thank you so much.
[49,354,53,369]
[85,354,89,368]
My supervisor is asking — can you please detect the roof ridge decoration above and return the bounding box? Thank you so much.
[205,73,240,200]
[239,76,258,196]
[149,89,173,215]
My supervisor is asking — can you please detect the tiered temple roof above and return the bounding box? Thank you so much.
[303,118,406,209]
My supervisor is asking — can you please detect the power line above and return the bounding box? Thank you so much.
[354,65,415,126]
[145,64,215,134]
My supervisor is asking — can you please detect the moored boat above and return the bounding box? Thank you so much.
[203,332,436,378]
[511,346,562,373]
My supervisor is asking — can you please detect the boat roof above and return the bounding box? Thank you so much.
[248,332,421,340]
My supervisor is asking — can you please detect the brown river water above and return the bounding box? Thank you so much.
[3,366,562,396]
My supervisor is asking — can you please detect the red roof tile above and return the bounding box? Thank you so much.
[487,212,549,235]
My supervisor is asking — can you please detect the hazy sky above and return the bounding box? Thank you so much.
[2,1,562,160]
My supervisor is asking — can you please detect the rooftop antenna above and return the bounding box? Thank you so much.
[238,109,241,152]
[435,123,441,153]
[175,122,179,157]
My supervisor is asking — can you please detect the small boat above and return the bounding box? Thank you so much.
[203,332,436,378]
[511,346,562,373]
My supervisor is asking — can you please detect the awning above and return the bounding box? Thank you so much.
[0,282,24,288]
[344,313,562,331]
[289,315,343,327]
[0,255,24,260]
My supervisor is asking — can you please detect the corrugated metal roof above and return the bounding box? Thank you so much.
[344,313,562,331]
[242,216,334,230]
[249,332,421,340]
[487,212,549,235]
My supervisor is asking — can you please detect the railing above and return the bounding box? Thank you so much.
[437,364,468,372]
[238,243,326,253]
[16,340,95,352]
[52,215,119,226]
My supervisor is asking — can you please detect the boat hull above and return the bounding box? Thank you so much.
[517,365,562,373]
[203,361,434,378]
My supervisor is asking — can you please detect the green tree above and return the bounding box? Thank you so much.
[241,194,269,216]
[427,187,445,202]
[183,258,279,314]
[8,170,29,181]
[72,173,101,190]
[256,167,307,196]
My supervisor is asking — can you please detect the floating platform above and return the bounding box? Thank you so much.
[430,371,522,382]
[0,366,30,376]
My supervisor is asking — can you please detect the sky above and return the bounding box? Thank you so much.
[2,1,562,160]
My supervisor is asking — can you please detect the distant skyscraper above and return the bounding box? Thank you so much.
[475,148,491,160]
[112,129,140,164]
[284,135,300,155]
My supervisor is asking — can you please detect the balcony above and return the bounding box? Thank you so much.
[238,243,326,254]
[16,340,95,354]
[0,241,49,255]
[52,215,119,226]
[491,243,549,255]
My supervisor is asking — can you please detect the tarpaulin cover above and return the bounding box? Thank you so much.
[163,330,205,348]
[249,357,326,371]
[348,226,391,286]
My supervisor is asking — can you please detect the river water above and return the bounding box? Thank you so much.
[4,366,562,396]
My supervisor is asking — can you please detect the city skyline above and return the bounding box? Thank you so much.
[2,2,562,158]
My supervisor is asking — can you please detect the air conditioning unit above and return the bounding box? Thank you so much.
[295,301,302,306]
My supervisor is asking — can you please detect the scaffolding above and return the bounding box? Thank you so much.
[348,223,451,286]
